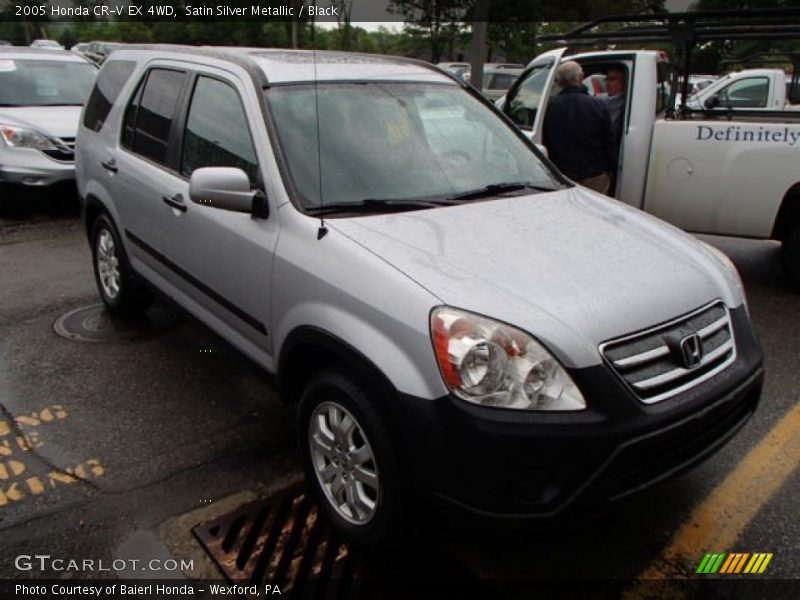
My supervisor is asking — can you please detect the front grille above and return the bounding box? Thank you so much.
[43,136,75,162]
[600,302,736,404]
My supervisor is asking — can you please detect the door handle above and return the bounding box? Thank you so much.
[100,159,118,174]
[162,194,187,213]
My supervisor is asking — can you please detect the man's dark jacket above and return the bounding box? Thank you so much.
[542,85,617,182]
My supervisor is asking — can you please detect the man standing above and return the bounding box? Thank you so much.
[605,67,626,136]
[543,61,617,195]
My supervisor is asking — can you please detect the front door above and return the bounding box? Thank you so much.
[161,70,278,352]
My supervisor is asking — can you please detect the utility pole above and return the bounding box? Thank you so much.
[469,0,489,90]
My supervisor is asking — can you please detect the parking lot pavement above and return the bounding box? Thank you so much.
[0,208,798,590]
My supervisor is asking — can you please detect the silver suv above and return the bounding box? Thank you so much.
[76,46,763,543]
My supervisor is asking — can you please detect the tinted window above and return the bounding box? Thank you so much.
[181,77,258,184]
[124,69,186,165]
[121,78,143,149]
[82,60,135,132]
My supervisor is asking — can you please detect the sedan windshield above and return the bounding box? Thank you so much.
[0,60,96,106]
[265,82,562,211]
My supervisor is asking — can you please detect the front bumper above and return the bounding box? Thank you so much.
[395,305,763,519]
[0,147,75,186]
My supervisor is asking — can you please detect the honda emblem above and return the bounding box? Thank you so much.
[679,333,704,369]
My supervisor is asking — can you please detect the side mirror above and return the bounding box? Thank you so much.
[704,95,720,109]
[189,167,268,218]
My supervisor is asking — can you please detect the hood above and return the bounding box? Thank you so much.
[331,187,741,369]
[0,106,82,139]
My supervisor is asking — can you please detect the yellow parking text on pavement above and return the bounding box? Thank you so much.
[625,400,800,596]
[0,404,106,508]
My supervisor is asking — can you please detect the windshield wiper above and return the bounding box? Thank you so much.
[448,182,557,202]
[305,198,454,215]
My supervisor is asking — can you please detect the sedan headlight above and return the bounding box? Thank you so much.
[430,306,586,411]
[0,125,57,151]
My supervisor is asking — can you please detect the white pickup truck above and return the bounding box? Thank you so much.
[499,48,800,285]
[686,68,798,111]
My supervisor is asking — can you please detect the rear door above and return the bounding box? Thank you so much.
[502,48,566,144]
[114,65,189,277]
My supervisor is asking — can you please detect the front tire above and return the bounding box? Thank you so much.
[783,223,800,288]
[91,214,152,317]
[298,371,403,545]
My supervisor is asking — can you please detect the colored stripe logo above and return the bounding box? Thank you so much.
[696,552,773,574]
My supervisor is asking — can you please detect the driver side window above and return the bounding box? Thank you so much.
[181,76,259,185]
[718,77,769,108]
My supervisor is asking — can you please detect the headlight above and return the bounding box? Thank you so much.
[430,306,586,411]
[0,125,57,151]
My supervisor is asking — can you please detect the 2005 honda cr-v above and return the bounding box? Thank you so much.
[76,46,763,543]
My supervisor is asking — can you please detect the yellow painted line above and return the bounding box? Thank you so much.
[624,400,800,596]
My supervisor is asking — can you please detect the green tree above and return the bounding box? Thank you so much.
[389,0,471,62]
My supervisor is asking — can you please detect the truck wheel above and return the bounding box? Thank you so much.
[298,371,402,545]
[91,214,153,317]
[783,224,800,287]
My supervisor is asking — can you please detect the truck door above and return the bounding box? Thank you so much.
[502,48,566,144]
[643,118,800,237]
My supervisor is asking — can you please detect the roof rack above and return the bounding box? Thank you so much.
[538,9,800,45]
[538,9,800,113]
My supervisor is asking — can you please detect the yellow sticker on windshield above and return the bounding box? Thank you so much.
[386,117,412,142]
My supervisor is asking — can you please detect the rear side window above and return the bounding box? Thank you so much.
[491,73,516,91]
[181,76,258,185]
[82,60,136,132]
[122,68,186,166]
[656,61,670,115]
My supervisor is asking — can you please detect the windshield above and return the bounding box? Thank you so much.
[0,60,96,106]
[265,82,561,211]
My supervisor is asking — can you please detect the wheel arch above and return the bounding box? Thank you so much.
[82,194,108,241]
[772,182,800,241]
[277,326,402,412]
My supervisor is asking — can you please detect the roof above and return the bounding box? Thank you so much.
[111,45,455,86]
[0,47,91,62]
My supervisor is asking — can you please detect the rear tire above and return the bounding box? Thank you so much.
[91,214,153,317]
[783,224,800,288]
[298,370,405,546]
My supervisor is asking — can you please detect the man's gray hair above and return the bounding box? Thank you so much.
[556,61,583,87]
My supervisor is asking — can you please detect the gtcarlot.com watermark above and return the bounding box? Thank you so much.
[15,554,194,573]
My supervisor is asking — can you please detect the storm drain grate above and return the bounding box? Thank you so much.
[193,487,365,599]
[193,485,481,599]
[53,303,178,342]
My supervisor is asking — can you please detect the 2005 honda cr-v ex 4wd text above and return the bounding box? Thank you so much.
[76,46,763,544]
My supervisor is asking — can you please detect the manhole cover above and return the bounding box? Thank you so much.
[193,485,480,598]
[53,303,178,342]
